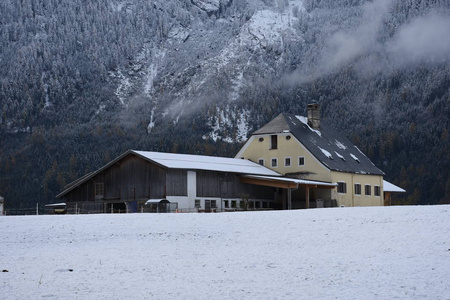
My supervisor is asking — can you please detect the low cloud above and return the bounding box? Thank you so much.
[295,1,450,82]
[388,14,450,66]
[318,0,392,75]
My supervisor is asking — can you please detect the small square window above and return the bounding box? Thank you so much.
[285,157,291,167]
[374,186,381,197]
[231,200,237,208]
[195,199,201,208]
[355,184,361,195]
[298,156,305,166]
[338,182,347,194]
[365,185,371,196]
[271,158,278,167]
[258,159,264,166]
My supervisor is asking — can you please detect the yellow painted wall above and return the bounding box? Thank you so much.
[331,172,384,207]
[236,133,331,182]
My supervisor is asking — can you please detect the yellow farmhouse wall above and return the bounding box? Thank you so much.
[236,133,331,182]
[236,133,384,207]
[330,172,384,207]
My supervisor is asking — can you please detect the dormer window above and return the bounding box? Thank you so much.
[271,135,278,149]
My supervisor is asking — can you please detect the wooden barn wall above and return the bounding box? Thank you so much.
[166,170,187,196]
[196,172,275,199]
[64,155,167,203]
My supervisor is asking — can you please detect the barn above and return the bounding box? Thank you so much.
[56,150,284,214]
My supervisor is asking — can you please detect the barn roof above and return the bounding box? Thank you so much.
[132,150,281,176]
[253,113,385,176]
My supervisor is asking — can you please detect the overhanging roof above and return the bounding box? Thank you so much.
[241,175,337,189]
[383,180,406,193]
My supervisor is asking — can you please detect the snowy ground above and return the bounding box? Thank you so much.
[1,205,449,299]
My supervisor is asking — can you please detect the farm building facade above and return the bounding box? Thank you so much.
[56,104,404,213]
[56,151,285,214]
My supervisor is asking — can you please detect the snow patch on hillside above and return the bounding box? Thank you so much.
[203,107,249,143]
[113,70,131,106]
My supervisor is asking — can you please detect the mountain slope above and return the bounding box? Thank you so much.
[0,0,449,210]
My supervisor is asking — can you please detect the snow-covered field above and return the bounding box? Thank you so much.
[1,206,449,300]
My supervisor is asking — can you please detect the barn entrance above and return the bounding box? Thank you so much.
[107,202,127,213]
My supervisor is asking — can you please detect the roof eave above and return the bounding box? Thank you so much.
[56,150,137,199]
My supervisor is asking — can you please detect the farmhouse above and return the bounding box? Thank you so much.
[56,104,404,213]
[235,104,395,208]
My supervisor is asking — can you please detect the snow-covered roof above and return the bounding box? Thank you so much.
[132,150,280,176]
[383,180,406,193]
[145,199,169,205]
[243,175,337,187]
[45,203,66,207]
[252,113,385,176]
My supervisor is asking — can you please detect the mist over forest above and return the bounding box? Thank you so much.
[0,0,449,211]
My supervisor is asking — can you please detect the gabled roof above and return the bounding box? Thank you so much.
[57,150,280,198]
[253,113,385,176]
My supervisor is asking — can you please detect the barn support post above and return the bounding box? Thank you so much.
[287,184,299,210]
[305,187,310,209]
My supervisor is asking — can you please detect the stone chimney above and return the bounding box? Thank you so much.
[307,103,320,130]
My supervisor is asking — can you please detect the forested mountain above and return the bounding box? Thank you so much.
[1,0,449,212]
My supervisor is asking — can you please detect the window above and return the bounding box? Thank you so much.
[239,201,245,209]
[224,200,229,208]
[374,185,381,197]
[259,137,264,142]
[95,183,104,198]
[211,200,217,208]
[195,199,201,208]
[255,201,261,209]
[354,184,361,195]
[337,182,347,194]
[258,159,264,166]
[271,158,278,167]
[286,135,291,140]
[231,200,237,208]
[365,185,371,196]
[285,157,291,167]
[298,156,305,166]
[271,135,278,149]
